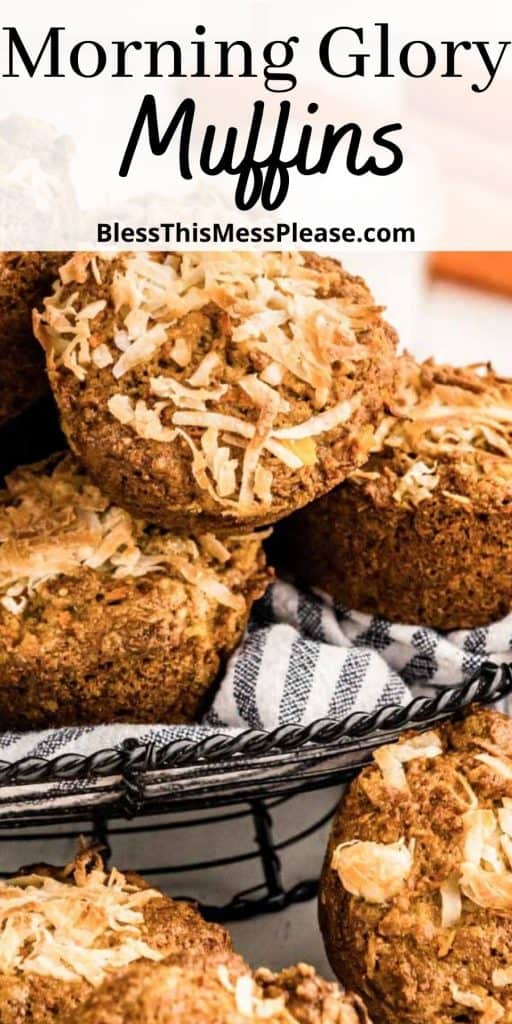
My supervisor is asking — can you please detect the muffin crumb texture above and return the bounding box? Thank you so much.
[72,955,370,1024]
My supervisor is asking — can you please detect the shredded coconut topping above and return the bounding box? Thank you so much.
[373,730,443,792]
[217,965,294,1021]
[0,455,248,614]
[331,838,414,904]
[34,251,380,513]
[436,796,512,925]
[361,356,512,506]
[0,852,163,987]
[440,876,462,928]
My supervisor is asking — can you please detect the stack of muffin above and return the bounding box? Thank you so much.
[2,249,512,729]
[0,250,398,729]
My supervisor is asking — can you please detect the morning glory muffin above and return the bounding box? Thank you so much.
[0,848,231,1024]
[0,251,67,424]
[72,957,370,1024]
[34,251,398,533]
[0,453,269,728]
[275,356,512,629]
[319,707,512,1024]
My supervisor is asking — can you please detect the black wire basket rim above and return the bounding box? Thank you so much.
[0,659,510,787]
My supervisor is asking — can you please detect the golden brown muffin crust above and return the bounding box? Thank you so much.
[0,453,270,727]
[34,251,397,532]
[356,355,512,512]
[319,708,512,1024]
[0,850,231,1024]
[72,957,370,1024]
[274,356,512,629]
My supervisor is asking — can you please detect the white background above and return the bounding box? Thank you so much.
[0,0,511,248]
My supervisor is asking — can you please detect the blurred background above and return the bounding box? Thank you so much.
[348,250,512,373]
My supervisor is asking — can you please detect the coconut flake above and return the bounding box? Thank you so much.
[254,466,273,505]
[108,394,134,426]
[373,731,443,792]
[493,968,512,989]
[187,351,221,387]
[463,809,498,864]
[112,324,169,379]
[150,376,227,407]
[460,864,512,912]
[271,398,358,440]
[440,876,462,927]
[331,838,413,904]
[239,392,280,507]
[0,856,163,987]
[239,374,290,414]
[199,534,231,564]
[260,361,284,387]
[451,987,504,1024]
[92,344,113,369]
[498,802,512,836]
[76,299,106,321]
[173,556,243,612]
[172,410,304,471]
[475,754,512,780]
[169,337,192,367]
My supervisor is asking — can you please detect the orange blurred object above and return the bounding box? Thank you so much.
[430,253,512,296]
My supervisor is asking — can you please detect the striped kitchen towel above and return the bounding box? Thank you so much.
[2,578,512,762]
[1,578,512,814]
[208,579,512,728]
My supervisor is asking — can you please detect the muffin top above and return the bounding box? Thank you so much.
[34,251,396,529]
[72,957,369,1024]
[0,849,228,992]
[0,453,264,624]
[0,852,163,988]
[350,356,512,511]
[321,708,512,1024]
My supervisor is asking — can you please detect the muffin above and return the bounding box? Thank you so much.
[0,453,269,728]
[0,252,68,425]
[72,956,370,1023]
[0,848,230,1024]
[275,357,512,629]
[34,251,398,533]
[319,707,512,1024]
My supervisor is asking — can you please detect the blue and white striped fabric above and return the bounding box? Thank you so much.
[1,578,512,813]
[209,580,512,728]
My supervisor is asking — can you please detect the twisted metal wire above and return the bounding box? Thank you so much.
[0,660,509,786]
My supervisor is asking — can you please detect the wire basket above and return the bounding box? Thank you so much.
[0,660,510,827]
[0,794,335,922]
